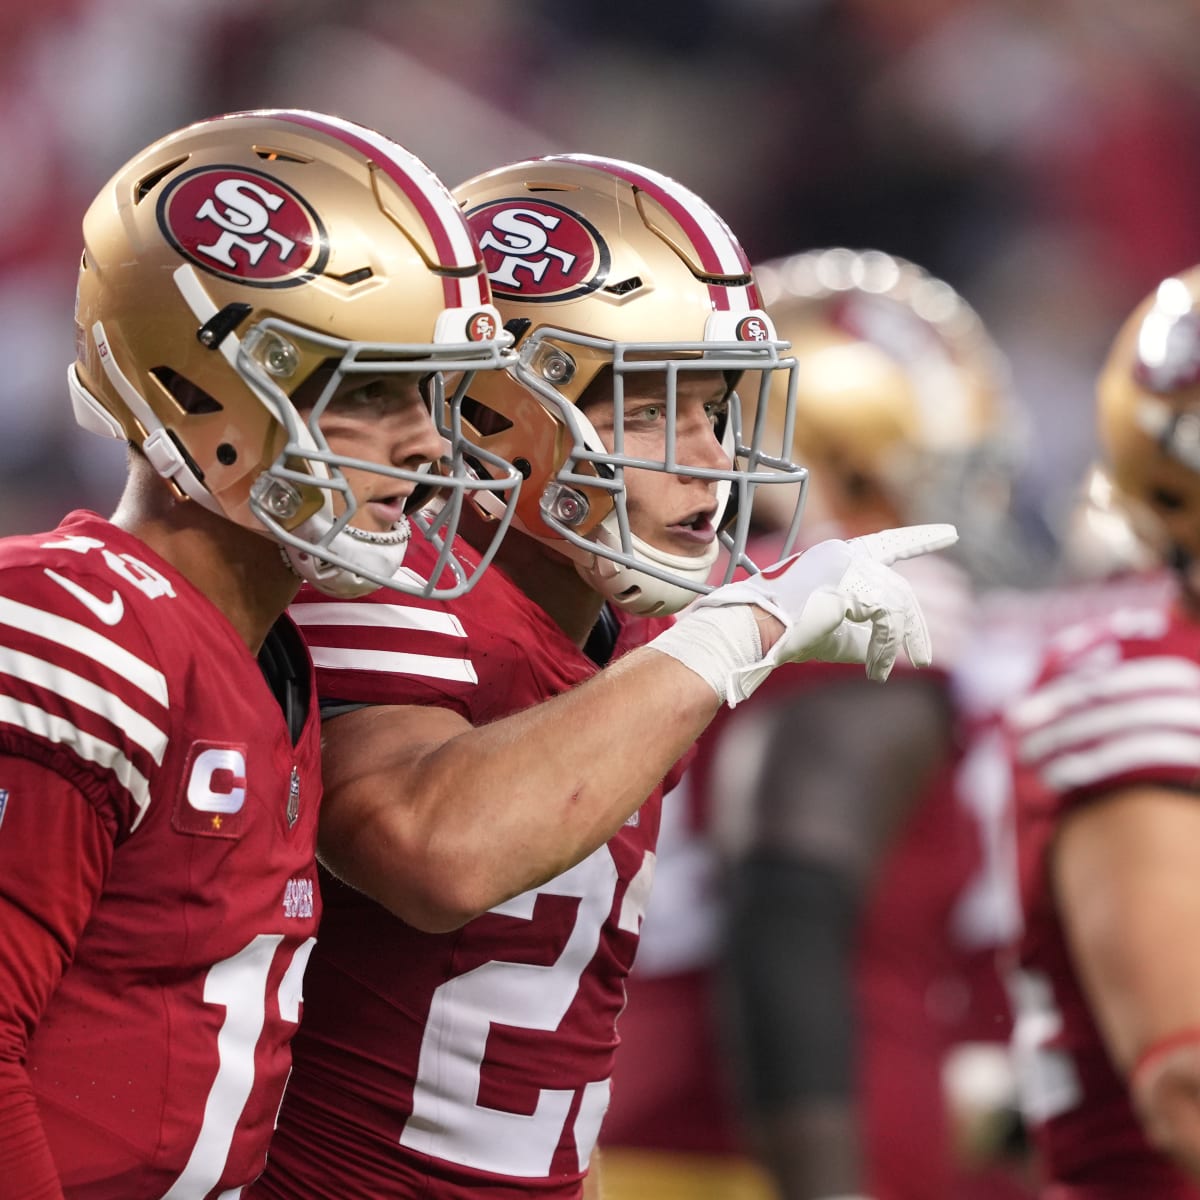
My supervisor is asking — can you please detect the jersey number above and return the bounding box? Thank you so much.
[159,934,315,1200]
[1008,965,1082,1123]
[400,845,654,1177]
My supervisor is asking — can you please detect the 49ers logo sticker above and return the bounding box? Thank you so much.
[736,315,770,342]
[467,310,498,341]
[157,165,328,287]
[467,198,610,302]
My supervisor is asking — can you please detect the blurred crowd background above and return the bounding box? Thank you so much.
[6,0,1200,558]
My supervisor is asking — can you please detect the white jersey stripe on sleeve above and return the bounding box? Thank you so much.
[0,596,168,705]
[1019,695,1200,765]
[290,603,466,638]
[1011,656,1200,731]
[0,696,152,828]
[1040,729,1200,793]
[0,645,168,765]
[311,646,478,684]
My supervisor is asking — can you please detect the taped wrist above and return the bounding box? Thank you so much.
[1131,1025,1200,1099]
[646,603,762,706]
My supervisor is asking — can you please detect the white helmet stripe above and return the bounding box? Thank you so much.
[250,109,486,308]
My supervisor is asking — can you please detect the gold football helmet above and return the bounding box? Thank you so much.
[452,154,806,615]
[71,108,520,598]
[754,248,1028,584]
[1058,465,1158,581]
[1097,265,1200,567]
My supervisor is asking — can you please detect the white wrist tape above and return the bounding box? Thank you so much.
[647,603,762,707]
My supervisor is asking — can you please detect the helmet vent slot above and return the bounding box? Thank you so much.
[327,267,374,286]
[503,317,531,345]
[151,366,224,415]
[461,394,514,437]
[253,146,312,164]
[134,157,188,203]
[604,276,643,296]
[1151,486,1186,512]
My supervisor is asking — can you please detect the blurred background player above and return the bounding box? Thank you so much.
[251,159,953,1200]
[1007,264,1200,1195]
[0,108,520,1199]
[601,247,1040,1200]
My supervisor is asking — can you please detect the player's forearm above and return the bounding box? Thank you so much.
[1056,789,1200,1072]
[357,647,718,930]
[0,1064,65,1200]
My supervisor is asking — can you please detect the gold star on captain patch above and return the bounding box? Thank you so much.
[211,814,222,831]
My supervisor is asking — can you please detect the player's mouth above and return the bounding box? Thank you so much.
[364,492,410,527]
[666,506,717,547]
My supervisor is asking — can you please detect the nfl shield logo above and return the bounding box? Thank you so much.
[0,789,8,831]
[287,766,300,829]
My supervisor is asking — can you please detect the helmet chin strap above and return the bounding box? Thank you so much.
[567,512,720,616]
[279,515,413,598]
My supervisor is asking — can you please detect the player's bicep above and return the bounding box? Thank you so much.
[1053,784,1200,1073]
[0,755,113,1060]
[316,702,473,895]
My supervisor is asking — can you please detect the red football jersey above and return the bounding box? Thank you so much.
[1009,596,1200,1198]
[0,511,323,1199]
[257,537,677,1198]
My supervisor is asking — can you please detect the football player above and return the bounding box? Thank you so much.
[1008,265,1200,1195]
[250,161,956,1199]
[706,248,1028,1200]
[0,108,520,1199]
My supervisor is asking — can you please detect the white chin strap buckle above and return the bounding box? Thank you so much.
[142,428,189,481]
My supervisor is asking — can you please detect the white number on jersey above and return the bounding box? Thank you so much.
[158,934,315,1200]
[1007,965,1083,1123]
[401,845,650,1177]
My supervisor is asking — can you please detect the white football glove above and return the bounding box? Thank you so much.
[649,524,959,706]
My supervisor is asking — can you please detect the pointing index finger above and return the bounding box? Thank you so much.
[849,523,959,566]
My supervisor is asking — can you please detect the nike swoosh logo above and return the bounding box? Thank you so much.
[44,569,125,626]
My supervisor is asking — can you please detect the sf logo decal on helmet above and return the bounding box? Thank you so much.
[157,165,328,287]
[467,311,499,342]
[467,199,610,301]
[736,315,770,343]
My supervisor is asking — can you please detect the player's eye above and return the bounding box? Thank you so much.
[704,399,729,428]
[627,403,663,425]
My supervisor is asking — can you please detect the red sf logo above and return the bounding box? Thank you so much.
[158,166,328,287]
[467,199,609,302]
[467,311,497,341]
[736,316,770,343]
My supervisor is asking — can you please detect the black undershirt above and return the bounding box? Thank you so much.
[257,618,312,746]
